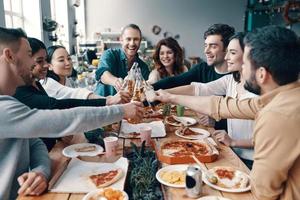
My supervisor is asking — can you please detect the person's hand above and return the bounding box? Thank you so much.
[122,101,144,120]
[106,91,131,105]
[17,172,48,196]
[153,89,173,103]
[196,113,215,127]
[212,130,234,147]
[114,78,124,92]
[61,135,74,145]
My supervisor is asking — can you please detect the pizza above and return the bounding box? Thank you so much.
[210,167,249,189]
[74,145,96,152]
[178,127,202,136]
[165,116,182,126]
[143,108,163,119]
[161,140,211,157]
[89,168,123,188]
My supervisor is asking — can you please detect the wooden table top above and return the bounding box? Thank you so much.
[18,111,256,200]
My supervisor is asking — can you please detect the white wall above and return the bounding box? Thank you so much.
[85,0,247,59]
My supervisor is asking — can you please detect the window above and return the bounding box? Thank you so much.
[4,0,42,39]
[50,0,69,50]
[4,0,24,28]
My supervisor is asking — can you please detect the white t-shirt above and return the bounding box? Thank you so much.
[147,66,188,84]
[192,75,257,160]
[41,78,92,99]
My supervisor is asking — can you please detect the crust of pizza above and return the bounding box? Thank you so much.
[89,168,123,188]
[74,145,96,152]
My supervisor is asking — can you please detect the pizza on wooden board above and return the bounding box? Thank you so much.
[161,140,211,157]
[89,168,123,188]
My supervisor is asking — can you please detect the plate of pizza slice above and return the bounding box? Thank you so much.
[62,143,104,158]
[165,115,197,127]
[202,166,250,193]
[83,187,129,200]
[175,127,210,140]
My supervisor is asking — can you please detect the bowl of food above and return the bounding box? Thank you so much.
[82,187,128,200]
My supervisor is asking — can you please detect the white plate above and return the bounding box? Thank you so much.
[166,116,197,127]
[197,196,231,200]
[82,187,129,200]
[202,167,251,193]
[156,164,188,188]
[62,143,104,158]
[175,127,210,140]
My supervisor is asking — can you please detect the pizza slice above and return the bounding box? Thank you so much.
[89,168,123,188]
[165,116,181,126]
[178,127,202,136]
[75,145,96,152]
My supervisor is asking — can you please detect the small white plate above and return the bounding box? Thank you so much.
[82,188,129,200]
[175,128,210,140]
[62,143,104,158]
[166,116,197,127]
[156,164,188,188]
[197,196,232,200]
[202,167,251,193]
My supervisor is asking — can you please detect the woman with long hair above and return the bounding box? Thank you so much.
[147,37,188,84]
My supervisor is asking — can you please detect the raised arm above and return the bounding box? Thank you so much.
[154,90,262,120]
[0,96,143,139]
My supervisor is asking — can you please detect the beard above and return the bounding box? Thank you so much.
[20,71,34,86]
[244,75,261,95]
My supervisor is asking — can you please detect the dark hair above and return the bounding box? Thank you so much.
[229,32,246,83]
[28,37,46,55]
[204,24,235,49]
[121,24,142,38]
[46,45,66,82]
[0,27,27,53]
[153,37,185,78]
[244,25,300,85]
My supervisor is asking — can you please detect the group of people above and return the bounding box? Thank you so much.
[94,23,300,200]
[0,21,299,200]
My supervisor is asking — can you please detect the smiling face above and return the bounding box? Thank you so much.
[159,45,175,69]
[48,48,73,79]
[204,35,226,67]
[224,39,243,73]
[32,49,49,80]
[120,27,141,59]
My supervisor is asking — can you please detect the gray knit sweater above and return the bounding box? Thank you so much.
[0,95,124,199]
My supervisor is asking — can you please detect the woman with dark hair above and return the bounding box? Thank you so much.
[156,32,257,169]
[42,45,130,103]
[147,37,188,84]
[13,38,127,150]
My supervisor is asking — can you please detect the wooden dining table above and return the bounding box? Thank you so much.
[18,110,257,200]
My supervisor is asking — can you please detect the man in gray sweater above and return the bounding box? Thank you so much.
[0,27,143,199]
